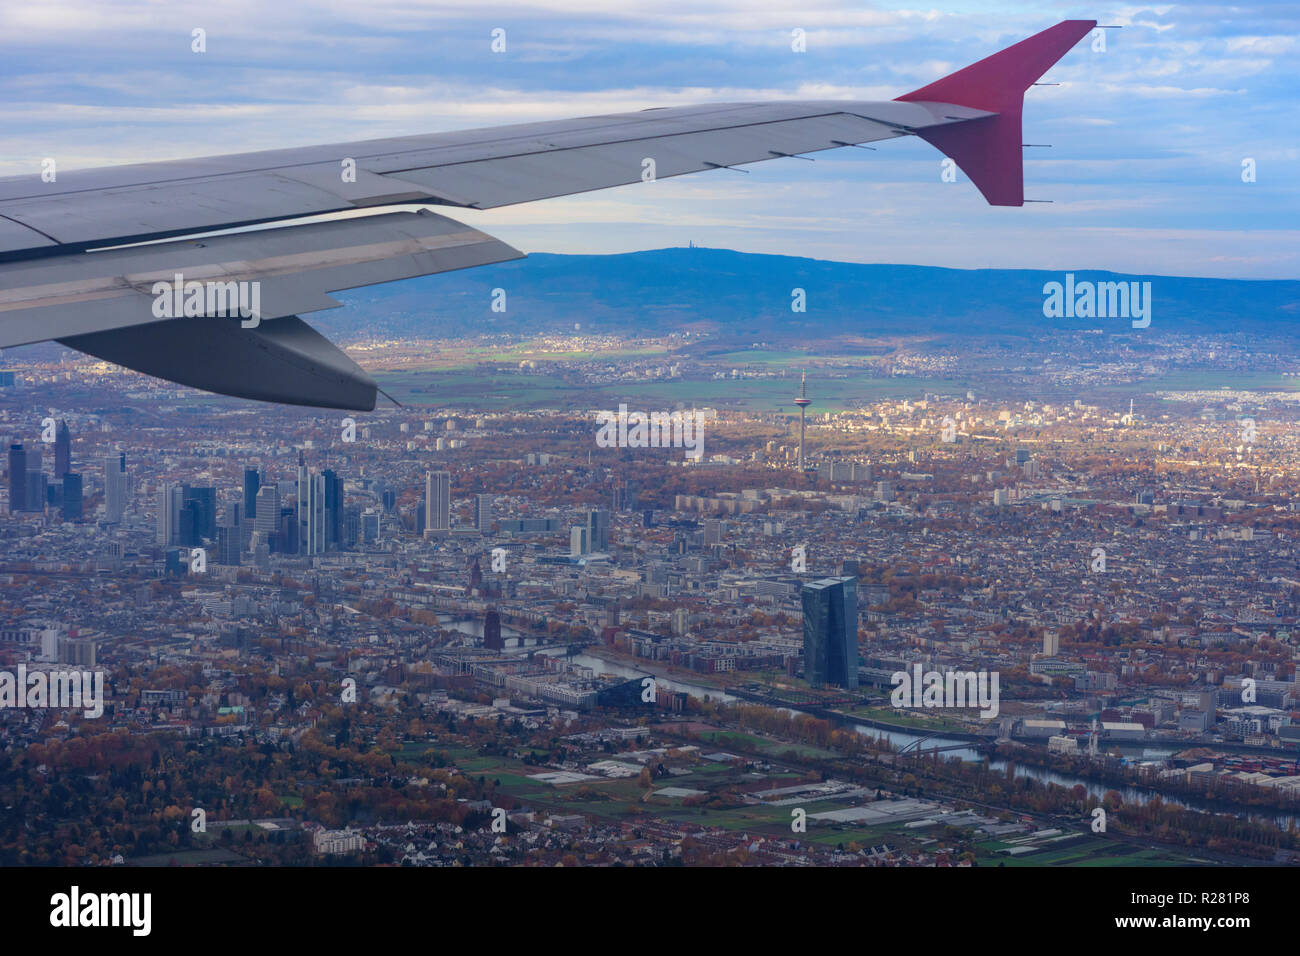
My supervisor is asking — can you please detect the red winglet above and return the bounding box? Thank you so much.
[896,20,1096,206]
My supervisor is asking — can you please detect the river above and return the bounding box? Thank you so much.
[554,650,1297,830]
[435,613,539,649]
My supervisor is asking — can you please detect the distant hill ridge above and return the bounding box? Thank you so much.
[323,246,1299,341]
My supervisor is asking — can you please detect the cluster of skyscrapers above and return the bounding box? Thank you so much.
[5,420,119,523]
[156,454,346,568]
[7,428,519,568]
[570,508,611,556]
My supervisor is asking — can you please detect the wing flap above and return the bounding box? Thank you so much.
[0,209,522,348]
[59,314,380,411]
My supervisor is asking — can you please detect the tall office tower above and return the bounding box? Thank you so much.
[221,501,242,564]
[182,486,216,541]
[1043,631,1060,657]
[156,483,179,544]
[483,608,503,651]
[243,467,260,520]
[25,471,46,513]
[240,507,255,551]
[179,500,201,546]
[54,419,70,477]
[473,493,492,533]
[4,442,25,515]
[801,576,859,689]
[62,473,83,521]
[415,500,426,536]
[703,518,722,546]
[254,485,281,549]
[323,469,343,549]
[26,445,41,476]
[11,442,30,512]
[217,523,241,566]
[570,525,588,556]
[382,487,396,512]
[612,480,626,512]
[306,472,326,554]
[875,480,895,503]
[343,505,361,548]
[296,451,309,554]
[361,511,380,544]
[104,452,127,523]
[425,470,450,534]
[279,505,298,554]
[586,508,610,552]
[793,370,812,471]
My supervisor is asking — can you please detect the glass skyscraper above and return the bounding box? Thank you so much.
[474,493,491,533]
[254,486,280,550]
[54,419,71,478]
[8,444,26,513]
[801,575,859,689]
[182,485,216,541]
[323,469,343,549]
[587,508,610,552]
[61,473,82,521]
[243,467,260,520]
[104,452,127,523]
[425,471,450,534]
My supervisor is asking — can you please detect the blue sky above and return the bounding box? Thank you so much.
[0,0,1295,278]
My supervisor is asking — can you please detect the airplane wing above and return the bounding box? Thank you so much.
[0,19,1096,410]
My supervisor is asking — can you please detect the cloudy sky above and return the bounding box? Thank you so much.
[0,0,1294,278]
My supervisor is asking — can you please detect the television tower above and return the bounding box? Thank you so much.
[794,370,811,472]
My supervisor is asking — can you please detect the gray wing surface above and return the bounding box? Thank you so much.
[0,100,982,253]
[0,18,1100,409]
[0,99,986,409]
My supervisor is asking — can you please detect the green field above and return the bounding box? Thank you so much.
[373,367,970,412]
[374,370,580,408]
[845,706,975,735]
[974,837,1196,867]
[378,736,1210,866]
[707,350,888,366]
[695,729,837,760]
[1143,370,1300,392]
